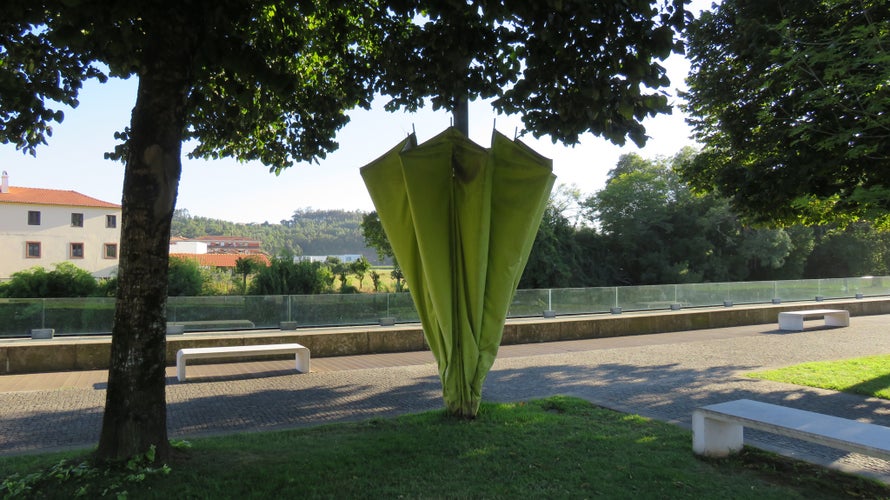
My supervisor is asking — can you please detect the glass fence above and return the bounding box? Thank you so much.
[2,276,887,338]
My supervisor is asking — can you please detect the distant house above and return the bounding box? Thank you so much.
[169,235,270,272]
[168,238,209,255]
[172,236,264,255]
[169,252,270,271]
[0,171,121,280]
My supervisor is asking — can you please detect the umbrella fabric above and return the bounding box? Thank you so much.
[361,127,554,416]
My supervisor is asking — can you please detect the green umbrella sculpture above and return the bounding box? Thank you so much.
[361,127,555,417]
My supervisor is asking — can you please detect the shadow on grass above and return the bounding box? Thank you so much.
[845,372,890,399]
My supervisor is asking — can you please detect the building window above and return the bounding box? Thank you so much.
[71,213,84,227]
[26,241,41,258]
[106,214,117,228]
[104,243,118,259]
[70,242,84,259]
[27,211,41,225]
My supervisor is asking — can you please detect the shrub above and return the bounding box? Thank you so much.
[249,258,329,295]
[0,263,99,298]
[168,257,204,296]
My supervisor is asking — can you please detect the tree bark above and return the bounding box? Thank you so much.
[96,55,191,461]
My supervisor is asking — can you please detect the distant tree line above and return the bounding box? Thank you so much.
[170,208,380,260]
[163,253,377,297]
[518,149,890,288]
[0,254,375,298]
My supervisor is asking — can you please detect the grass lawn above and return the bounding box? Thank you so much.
[2,396,888,499]
[748,354,890,399]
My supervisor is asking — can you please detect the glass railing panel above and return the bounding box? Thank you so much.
[814,278,856,299]
[717,281,778,305]
[0,298,45,337]
[288,293,388,327]
[507,289,550,317]
[618,284,683,311]
[0,297,117,336]
[841,276,890,298]
[167,295,266,331]
[384,292,420,324]
[549,287,614,315]
[774,279,821,303]
[675,282,731,308]
[289,294,353,327]
[1,275,889,338]
[42,297,115,335]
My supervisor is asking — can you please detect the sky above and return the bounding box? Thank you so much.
[0,3,711,224]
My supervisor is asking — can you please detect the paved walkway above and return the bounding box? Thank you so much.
[3,314,890,482]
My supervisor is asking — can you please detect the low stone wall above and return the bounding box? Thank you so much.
[2,298,888,375]
[501,298,890,344]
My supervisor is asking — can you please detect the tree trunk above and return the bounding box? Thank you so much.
[96,58,191,461]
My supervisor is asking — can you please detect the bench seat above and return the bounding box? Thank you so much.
[693,399,890,461]
[176,343,310,382]
[777,309,849,331]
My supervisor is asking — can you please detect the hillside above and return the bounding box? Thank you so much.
[171,208,383,262]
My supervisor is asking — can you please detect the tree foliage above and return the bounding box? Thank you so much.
[378,0,687,146]
[0,262,99,298]
[681,0,890,225]
[349,256,371,290]
[585,150,804,284]
[0,4,106,156]
[234,256,264,294]
[804,223,890,278]
[249,257,330,296]
[360,211,393,263]
[515,150,852,288]
[167,257,205,297]
[520,189,589,289]
[361,211,404,290]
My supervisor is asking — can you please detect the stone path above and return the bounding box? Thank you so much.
[2,314,890,482]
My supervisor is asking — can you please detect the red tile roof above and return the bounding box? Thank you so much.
[193,236,261,242]
[170,253,271,268]
[0,186,120,209]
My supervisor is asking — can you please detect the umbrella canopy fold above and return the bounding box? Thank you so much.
[361,127,555,416]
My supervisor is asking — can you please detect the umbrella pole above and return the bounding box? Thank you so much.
[453,96,469,136]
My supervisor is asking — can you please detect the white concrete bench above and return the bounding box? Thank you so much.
[176,343,310,382]
[693,399,890,461]
[777,309,849,331]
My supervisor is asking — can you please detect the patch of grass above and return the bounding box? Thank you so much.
[748,355,890,399]
[1,397,887,499]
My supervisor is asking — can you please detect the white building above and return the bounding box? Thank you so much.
[0,171,122,280]
[169,236,264,255]
[295,254,363,264]
[169,239,209,254]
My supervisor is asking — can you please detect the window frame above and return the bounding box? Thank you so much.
[71,213,84,227]
[27,211,41,226]
[104,243,118,259]
[26,241,41,258]
[70,242,85,259]
[106,214,117,228]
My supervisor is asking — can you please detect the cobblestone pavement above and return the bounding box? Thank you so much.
[3,314,890,482]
